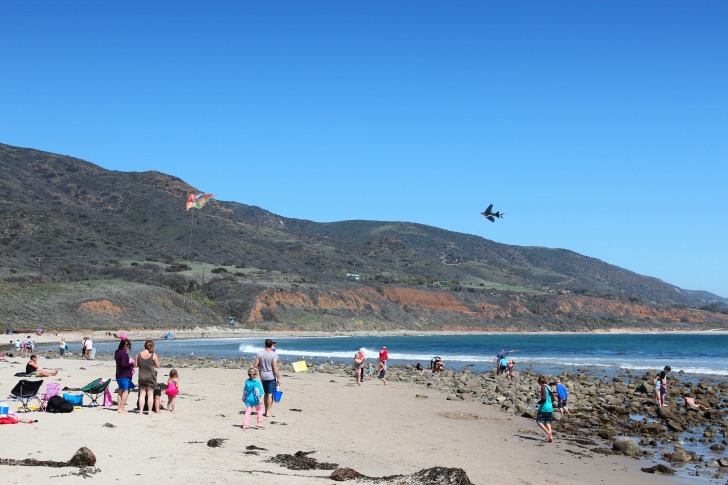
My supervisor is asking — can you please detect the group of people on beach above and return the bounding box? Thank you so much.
[12,336,35,357]
[353,346,388,385]
[114,337,179,414]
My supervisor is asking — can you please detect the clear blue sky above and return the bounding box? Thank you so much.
[2,1,726,298]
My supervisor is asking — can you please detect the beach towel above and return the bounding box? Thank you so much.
[104,387,113,407]
[292,360,308,373]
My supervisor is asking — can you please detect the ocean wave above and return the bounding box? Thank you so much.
[237,344,728,375]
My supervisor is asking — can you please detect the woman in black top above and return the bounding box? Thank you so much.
[26,354,58,376]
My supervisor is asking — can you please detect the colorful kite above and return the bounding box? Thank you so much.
[185,193,215,211]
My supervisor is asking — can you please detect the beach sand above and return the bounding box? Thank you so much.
[0,353,678,485]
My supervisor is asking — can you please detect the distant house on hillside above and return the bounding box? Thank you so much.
[346,273,360,281]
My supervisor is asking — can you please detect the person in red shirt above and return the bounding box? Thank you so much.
[379,346,389,369]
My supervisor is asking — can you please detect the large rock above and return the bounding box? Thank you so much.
[667,449,691,463]
[641,464,676,475]
[641,422,663,435]
[68,447,96,467]
[613,437,641,457]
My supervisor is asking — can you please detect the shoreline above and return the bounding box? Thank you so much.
[9,326,728,348]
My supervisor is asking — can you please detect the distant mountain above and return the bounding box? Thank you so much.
[1,142,726,331]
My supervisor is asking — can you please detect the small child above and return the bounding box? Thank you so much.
[165,369,180,412]
[554,378,573,417]
[499,356,508,376]
[506,360,515,381]
[377,358,387,385]
[242,368,265,429]
[367,363,374,380]
[536,375,554,442]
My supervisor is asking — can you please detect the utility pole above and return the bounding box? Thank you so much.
[38,258,42,281]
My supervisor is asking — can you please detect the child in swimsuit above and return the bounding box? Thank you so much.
[165,369,180,412]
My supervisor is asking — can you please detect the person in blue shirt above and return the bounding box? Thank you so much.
[555,378,573,417]
[498,356,508,377]
[242,368,265,429]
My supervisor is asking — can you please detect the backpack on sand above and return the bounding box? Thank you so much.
[47,395,73,413]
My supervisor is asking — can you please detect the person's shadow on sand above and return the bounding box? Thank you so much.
[515,434,543,441]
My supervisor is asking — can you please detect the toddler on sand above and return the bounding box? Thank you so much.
[242,368,265,429]
[165,369,180,412]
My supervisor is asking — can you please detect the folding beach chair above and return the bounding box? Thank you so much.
[82,378,111,407]
[11,379,44,412]
[37,382,61,412]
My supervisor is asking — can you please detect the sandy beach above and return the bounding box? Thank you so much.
[0,350,683,485]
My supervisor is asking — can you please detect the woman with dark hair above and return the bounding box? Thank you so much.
[115,339,134,413]
[135,340,160,415]
[26,354,58,376]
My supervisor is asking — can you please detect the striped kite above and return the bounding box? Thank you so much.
[185,193,215,210]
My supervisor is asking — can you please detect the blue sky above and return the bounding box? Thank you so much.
[2,1,727,298]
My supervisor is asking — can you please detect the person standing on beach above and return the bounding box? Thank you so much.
[86,337,94,360]
[376,358,387,386]
[654,366,671,407]
[242,367,265,429]
[115,339,134,413]
[165,369,180,413]
[59,337,66,358]
[536,375,554,442]
[136,340,161,415]
[25,336,33,357]
[81,337,88,360]
[506,359,515,381]
[253,339,280,417]
[554,378,573,417]
[379,346,388,368]
[353,349,365,385]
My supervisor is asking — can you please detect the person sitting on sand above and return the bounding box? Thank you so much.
[26,355,58,376]
[684,393,710,411]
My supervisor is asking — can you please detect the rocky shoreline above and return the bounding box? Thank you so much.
[31,350,728,481]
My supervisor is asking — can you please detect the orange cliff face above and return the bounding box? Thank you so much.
[246,285,728,329]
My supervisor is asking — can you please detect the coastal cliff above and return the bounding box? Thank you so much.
[245,284,728,332]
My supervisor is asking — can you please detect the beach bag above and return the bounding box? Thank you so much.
[63,393,83,406]
[47,395,73,413]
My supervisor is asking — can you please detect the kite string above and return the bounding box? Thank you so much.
[183,208,195,311]
[187,208,194,265]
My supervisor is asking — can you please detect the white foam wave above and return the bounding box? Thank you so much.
[236,344,727,376]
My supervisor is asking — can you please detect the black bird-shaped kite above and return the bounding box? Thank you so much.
[480,204,504,223]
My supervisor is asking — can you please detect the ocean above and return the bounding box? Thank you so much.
[48,333,728,379]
